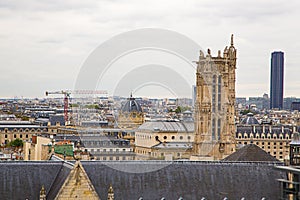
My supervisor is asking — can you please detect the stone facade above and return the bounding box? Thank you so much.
[0,121,48,145]
[193,35,236,160]
[23,135,51,160]
[135,121,194,160]
[55,161,100,200]
[236,124,293,161]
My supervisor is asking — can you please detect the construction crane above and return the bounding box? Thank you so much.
[45,90,71,122]
[45,90,108,124]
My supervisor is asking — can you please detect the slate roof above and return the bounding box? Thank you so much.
[240,113,259,125]
[222,144,280,162]
[49,114,65,126]
[83,161,284,199]
[121,96,143,113]
[0,160,285,200]
[0,161,71,200]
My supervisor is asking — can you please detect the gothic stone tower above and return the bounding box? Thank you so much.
[192,34,236,160]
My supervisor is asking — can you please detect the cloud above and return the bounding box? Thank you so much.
[0,0,300,97]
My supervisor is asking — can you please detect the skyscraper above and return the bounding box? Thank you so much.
[270,51,284,109]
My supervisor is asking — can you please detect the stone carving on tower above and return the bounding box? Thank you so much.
[192,34,237,160]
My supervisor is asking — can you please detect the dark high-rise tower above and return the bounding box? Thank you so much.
[270,51,284,109]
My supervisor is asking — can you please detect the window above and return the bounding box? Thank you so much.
[187,136,191,140]
[180,136,183,140]
[14,134,16,138]
[212,119,216,140]
[217,119,221,140]
[116,157,119,160]
[218,75,222,111]
[5,134,7,138]
[177,153,181,157]
[212,75,216,113]
[163,136,167,140]
[26,134,28,138]
[109,157,113,160]
[103,157,106,160]
[172,136,175,140]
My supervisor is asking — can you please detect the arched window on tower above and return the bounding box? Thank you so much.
[218,75,222,111]
[212,75,217,113]
[212,118,216,140]
[217,119,221,140]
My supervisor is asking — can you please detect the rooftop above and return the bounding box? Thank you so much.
[223,144,280,162]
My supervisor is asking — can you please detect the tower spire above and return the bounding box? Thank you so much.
[107,184,114,200]
[231,34,234,46]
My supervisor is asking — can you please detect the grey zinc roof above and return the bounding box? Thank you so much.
[0,160,285,200]
[138,121,194,133]
[82,161,285,200]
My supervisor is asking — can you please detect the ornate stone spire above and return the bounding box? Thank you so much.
[107,184,114,200]
[231,34,234,46]
[40,185,46,200]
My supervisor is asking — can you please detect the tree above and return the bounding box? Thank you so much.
[9,139,23,148]
[175,106,182,113]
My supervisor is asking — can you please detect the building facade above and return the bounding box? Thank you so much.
[236,124,293,161]
[192,34,236,160]
[0,121,48,145]
[270,51,284,109]
[135,121,194,160]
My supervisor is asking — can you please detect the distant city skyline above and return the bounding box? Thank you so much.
[1,1,300,98]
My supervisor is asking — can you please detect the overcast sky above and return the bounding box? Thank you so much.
[0,0,299,98]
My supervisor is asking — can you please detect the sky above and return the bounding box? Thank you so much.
[0,0,300,99]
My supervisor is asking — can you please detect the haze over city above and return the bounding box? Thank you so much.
[1,0,300,98]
